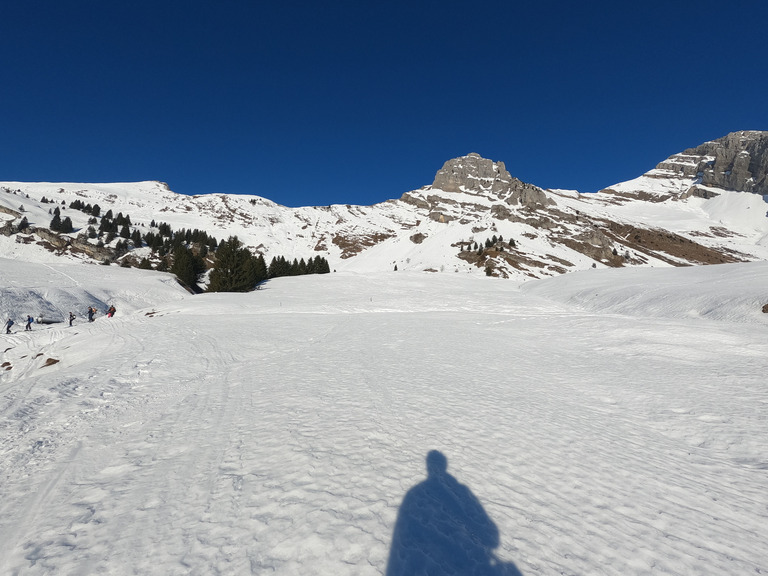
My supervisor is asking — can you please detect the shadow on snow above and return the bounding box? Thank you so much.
[386,450,523,576]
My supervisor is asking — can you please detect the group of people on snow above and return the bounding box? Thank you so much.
[4,305,116,334]
[4,315,32,333]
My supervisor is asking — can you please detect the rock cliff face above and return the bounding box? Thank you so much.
[431,153,553,208]
[656,131,768,195]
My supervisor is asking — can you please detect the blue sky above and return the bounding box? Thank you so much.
[2,1,766,207]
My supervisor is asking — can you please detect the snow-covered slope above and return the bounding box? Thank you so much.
[3,131,768,283]
[0,258,189,325]
[1,260,767,574]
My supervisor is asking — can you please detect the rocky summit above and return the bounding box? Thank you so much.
[2,131,768,283]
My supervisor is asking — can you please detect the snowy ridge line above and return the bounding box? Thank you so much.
[4,133,768,283]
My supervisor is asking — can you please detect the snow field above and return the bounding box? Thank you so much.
[1,263,767,574]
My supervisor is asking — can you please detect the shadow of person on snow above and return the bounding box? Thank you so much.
[386,450,523,576]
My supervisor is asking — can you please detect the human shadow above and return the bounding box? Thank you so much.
[386,450,522,576]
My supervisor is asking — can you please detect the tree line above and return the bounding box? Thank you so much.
[44,202,330,292]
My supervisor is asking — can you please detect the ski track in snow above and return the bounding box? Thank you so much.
[1,264,767,574]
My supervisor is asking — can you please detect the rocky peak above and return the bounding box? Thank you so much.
[432,153,514,195]
[657,131,768,195]
[431,153,553,207]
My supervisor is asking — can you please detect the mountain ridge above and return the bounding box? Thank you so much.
[2,131,768,283]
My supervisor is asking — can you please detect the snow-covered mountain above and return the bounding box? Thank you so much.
[2,130,768,282]
[2,132,768,574]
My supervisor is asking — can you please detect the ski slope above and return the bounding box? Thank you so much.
[1,260,767,574]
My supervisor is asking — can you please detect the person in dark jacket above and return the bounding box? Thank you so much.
[25,315,33,331]
[4,318,13,334]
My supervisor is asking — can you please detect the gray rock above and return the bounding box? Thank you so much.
[432,153,554,208]
[684,131,768,194]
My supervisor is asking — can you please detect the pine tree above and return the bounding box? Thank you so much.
[60,216,74,233]
[254,254,267,282]
[207,236,259,292]
[50,211,62,231]
[171,245,204,288]
[316,256,330,274]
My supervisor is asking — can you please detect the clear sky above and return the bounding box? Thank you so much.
[2,1,766,207]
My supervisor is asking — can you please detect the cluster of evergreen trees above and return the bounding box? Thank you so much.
[267,255,331,277]
[49,207,74,233]
[44,197,330,293]
[464,234,516,255]
[143,223,218,259]
[206,237,331,292]
[68,199,101,216]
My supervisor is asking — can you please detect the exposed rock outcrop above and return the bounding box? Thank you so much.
[657,131,768,195]
[432,153,554,208]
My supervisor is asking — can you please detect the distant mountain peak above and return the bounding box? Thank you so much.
[687,130,768,194]
[428,153,554,209]
[431,153,514,196]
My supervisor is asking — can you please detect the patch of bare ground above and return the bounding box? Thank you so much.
[458,248,566,278]
[545,254,575,268]
[600,189,673,203]
[331,232,394,259]
[709,226,744,238]
[41,358,60,368]
[2,361,11,371]
[595,220,744,265]
[688,226,744,239]
[558,238,623,267]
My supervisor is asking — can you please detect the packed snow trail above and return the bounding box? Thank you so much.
[1,267,767,574]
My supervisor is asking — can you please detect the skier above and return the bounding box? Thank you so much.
[25,315,33,331]
[87,307,95,322]
[69,312,76,326]
[4,318,13,334]
[106,305,116,318]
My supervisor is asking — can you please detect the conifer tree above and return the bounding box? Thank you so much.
[207,236,258,292]
[60,216,74,233]
[50,210,62,231]
[171,245,204,289]
[254,254,267,282]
